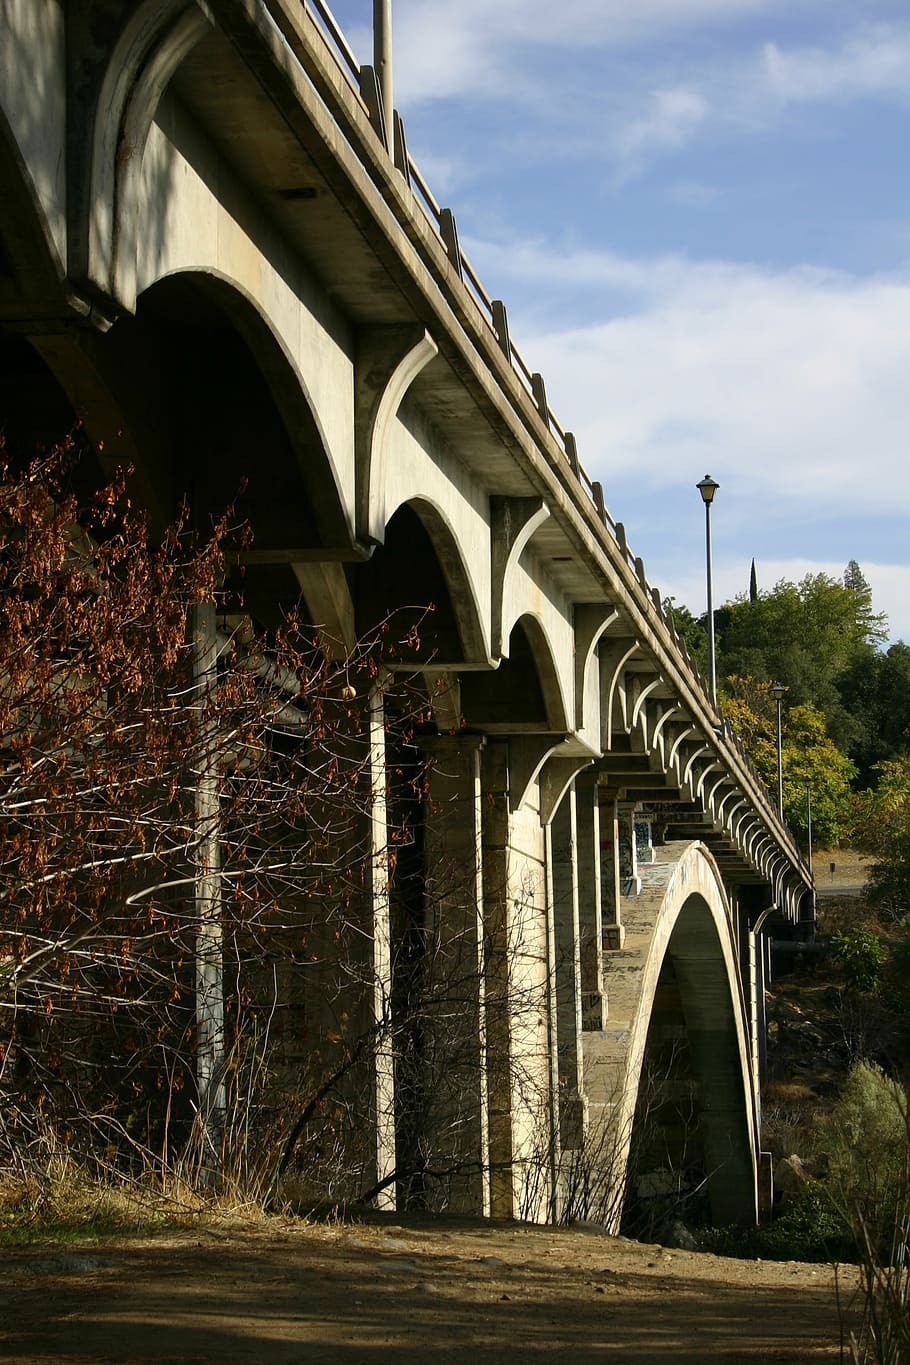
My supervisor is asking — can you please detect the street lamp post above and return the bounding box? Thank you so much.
[806,782,817,934]
[771,681,787,818]
[696,475,719,708]
[374,0,393,131]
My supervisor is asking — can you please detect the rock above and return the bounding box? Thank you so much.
[666,1220,699,1251]
[775,1154,813,1204]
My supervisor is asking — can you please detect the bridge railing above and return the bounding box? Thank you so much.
[302,6,681,575]
[303,3,629,541]
[298,0,808,879]
[307,0,362,85]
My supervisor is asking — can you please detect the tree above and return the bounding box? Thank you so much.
[721,677,856,844]
[0,443,558,1216]
[812,1062,910,1363]
[0,442,421,1194]
[852,755,910,922]
[715,568,887,752]
[838,642,910,786]
[662,597,707,674]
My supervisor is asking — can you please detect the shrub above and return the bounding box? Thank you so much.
[831,927,888,994]
[700,1181,852,1263]
[812,1062,907,1249]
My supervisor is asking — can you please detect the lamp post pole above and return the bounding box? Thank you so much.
[374,0,393,131]
[772,681,787,818]
[696,475,719,708]
[806,782,817,934]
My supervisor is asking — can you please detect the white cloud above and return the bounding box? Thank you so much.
[667,180,721,207]
[762,25,910,106]
[600,22,910,179]
[477,244,910,519]
[613,87,710,177]
[459,235,910,635]
[338,0,783,107]
[337,3,910,196]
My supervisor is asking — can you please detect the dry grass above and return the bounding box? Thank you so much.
[0,1151,265,1245]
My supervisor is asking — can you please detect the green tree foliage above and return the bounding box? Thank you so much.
[715,568,887,751]
[838,641,910,786]
[831,926,888,994]
[812,1062,908,1249]
[852,756,910,920]
[662,596,707,674]
[721,677,856,844]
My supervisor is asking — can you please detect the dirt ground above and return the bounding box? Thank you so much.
[0,1214,862,1364]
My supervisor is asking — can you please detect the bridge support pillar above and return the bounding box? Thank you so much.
[368,682,396,1208]
[421,733,490,1216]
[480,740,514,1218]
[575,771,606,1030]
[480,738,553,1222]
[547,786,585,1155]
[617,801,641,897]
[736,890,773,1130]
[597,791,627,950]
[698,1104,759,1226]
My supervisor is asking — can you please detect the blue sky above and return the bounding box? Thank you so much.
[328,0,910,642]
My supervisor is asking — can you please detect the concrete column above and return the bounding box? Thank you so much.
[488,738,552,1224]
[598,791,618,927]
[368,681,396,1208]
[698,1103,759,1227]
[736,893,770,1123]
[421,733,490,1215]
[757,927,770,1083]
[617,801,640,895]
[285,683,397,1207]
[547,786,585,1152]
[575,770,606,1030]
[191,599,225,1171]
[480,740,515,1217]
[597,790,626,950]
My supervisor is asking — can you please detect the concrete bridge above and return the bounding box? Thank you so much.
[0,0,812,1227]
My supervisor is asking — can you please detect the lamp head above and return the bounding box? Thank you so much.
[697,474,719,506]
[771,681,787,701]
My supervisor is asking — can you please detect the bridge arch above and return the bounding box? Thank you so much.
[460,612,569,739]
[587,840,758,1231]
[100,270,353,564]
[355,496,487,668]
[81,0,210,306]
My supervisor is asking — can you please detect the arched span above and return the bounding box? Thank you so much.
[78,0,210,305]
[105,269,353,553]
[459,612,570,738]
[588,841,759,1231]
[508,611,570,734]
[401,495,488,666]
[356,495,488,667]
